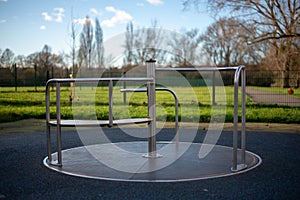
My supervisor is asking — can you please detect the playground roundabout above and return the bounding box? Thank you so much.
[44,61,260,182]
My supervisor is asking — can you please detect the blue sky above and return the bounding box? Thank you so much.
[0,0,213,56]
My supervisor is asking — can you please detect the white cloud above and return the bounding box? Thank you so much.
[40,25,46,30]
[42,12,52,21]
[101,6,132,27]
[146,0,163,5]
[90,8,101,16]
[0,0,8,2]
[0,19,7,23]
[53,8,64,23]
[42,8,65,23]
[73,17,95,26]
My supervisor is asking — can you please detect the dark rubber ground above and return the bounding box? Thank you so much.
[0,127,299,199]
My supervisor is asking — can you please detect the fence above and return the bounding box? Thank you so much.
[0,66,299,106]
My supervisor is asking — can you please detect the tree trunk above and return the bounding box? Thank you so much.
[283,70,290,88]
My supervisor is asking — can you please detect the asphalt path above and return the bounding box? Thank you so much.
[0,127,299,199]
[246,87,300,107]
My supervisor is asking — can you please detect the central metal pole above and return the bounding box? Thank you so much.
[145,59,160,158]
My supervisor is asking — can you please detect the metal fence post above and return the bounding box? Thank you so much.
[123,71,127,104]
[212,71,216,105]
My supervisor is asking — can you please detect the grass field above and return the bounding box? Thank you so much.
[0,86,299,123]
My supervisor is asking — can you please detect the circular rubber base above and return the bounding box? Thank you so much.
[44,142,261,182]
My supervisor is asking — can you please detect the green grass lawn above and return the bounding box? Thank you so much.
[0,86,299,123]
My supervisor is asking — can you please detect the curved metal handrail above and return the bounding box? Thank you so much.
[120,87,179,142]
[156,65,247,172]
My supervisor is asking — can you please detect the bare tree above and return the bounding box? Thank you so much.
[40,45,52,80]
[14,55,26,68]
[79,16,94,68]
[77,45,85,71]
[183,0,300,87]
[28,45,65,81]
[124,22,134,66]
[201,18,264,66]
[0,48,15,68]
[183,0,300,41]
[168,28,202,66]
[69,10,79,76]
[123,20,167,65]
[0,49,2,65]
[94,18,104,68]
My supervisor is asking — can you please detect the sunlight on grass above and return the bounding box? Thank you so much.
[0,86,299,123]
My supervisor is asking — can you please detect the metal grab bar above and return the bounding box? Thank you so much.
[157,65,247,172]
[46,77,154,167]
[46,65,247,171]
[120,87,179,142]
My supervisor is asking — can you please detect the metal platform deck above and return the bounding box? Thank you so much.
[44,141,261,182]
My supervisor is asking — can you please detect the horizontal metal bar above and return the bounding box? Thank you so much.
[46,77,154,87]
[156,66,244,72]
[48,118,152,127]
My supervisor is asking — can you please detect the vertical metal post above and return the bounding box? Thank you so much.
[123,71,127,104]
[56,82,62,166]
[145,59,159,158]
[232,71,239,171]
[14,64,17,92]
[108,80,113,127]
[241,68,246,165]
[212,71,216,105]
[175,96,179,143]
[231,66,247,172]
[34,64,37,92]
[46,83,52,163]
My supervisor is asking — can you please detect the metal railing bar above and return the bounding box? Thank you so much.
[156,66,242,71]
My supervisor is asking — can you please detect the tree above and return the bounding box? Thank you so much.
[123,20,167,65]
[0,48,15,68]
[124,22,134,66]
[79,16,94,68]
[14,55,26,68]
[40,45,52,80]
[168,28,202,66]
[183,0,300,42]
[182,0,300,87]
[0,49,2,64]
[94,18,104,68]
[69,10,79,76]
[27,45,65,82]
[200,18,264,66]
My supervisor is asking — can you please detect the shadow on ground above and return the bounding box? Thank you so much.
[0,119,299,199]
